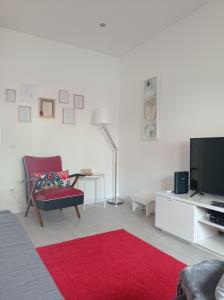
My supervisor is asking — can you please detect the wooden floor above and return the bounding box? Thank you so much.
[17,201,222,265]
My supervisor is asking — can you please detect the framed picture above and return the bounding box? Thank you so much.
[142,76,159,140]
[6,89,16,102]
[63,108,75,124]
[18,106,31,122]
[74,94,84,109]
[39,98,55,118]
[59,90,69,104]
[21,83,36,103]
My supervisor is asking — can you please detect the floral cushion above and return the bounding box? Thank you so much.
[32,171,69,191]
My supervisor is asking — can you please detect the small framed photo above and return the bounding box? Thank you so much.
[59,90,69,104]
[6,89,16,102]
[39,98,55,118]
[63,108,75,124]
[18,106,31,122]
[74,94,84,109]
[21,83,36,103]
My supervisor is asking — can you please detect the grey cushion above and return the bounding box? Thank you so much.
[0,210,63,300]
[177,260,224,300]
[216,274,224,300]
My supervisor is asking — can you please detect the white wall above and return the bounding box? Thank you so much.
[0,27,120,213]
[119,0,224,200]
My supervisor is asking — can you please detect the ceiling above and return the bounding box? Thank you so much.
[0,0,211,57]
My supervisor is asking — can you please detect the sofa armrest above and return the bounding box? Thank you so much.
[173,296,187,300]
[177,260,224,300]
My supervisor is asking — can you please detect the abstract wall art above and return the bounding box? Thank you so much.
[142,76,159,140]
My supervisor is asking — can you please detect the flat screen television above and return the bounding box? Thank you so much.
[190,137,224,196]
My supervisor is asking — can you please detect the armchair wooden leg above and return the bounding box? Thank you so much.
[31,197,44,227]
[74,205,81,218]
[25,198,32,217]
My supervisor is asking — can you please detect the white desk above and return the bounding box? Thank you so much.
[79,174,105,209]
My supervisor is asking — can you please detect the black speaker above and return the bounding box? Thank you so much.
[174,171,189,194]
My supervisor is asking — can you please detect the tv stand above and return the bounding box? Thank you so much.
[155,191,224,256]
[190,191,204,197]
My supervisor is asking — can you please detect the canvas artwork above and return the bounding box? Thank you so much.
[142,76,158,140]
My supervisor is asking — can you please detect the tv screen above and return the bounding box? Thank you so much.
[190,137,224,196]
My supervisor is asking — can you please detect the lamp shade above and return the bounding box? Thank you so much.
[94,108,111,125]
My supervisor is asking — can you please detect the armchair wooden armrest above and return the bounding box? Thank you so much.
[69,173,85,178]
[69,173,85,187]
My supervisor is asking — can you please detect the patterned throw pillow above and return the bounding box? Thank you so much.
[32,171,69,191]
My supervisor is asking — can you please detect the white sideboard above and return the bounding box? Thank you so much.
[155,191,224,256]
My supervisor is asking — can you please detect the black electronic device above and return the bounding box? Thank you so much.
[174,171,189,194]
[207,212,224,226]
[211,201,224,208]
[190,137,224,197]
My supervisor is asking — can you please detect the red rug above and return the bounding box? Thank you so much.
[37,229,185,300]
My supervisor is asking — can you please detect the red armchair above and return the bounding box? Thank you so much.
[23,156,84,227]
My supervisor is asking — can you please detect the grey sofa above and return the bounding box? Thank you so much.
[0,210,63,300]
[175,260,224,300]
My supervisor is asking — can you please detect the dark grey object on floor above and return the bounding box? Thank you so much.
[175,260,224,300]
[0,210,63,300]
[216,273,224,299]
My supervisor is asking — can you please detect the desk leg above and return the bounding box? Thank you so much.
[83,177,87,211]
[146,203,152,216]
[132,201,138,212]
[103,176,106,208]
[95,179,97,204]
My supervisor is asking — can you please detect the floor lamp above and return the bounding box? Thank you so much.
[94,108,123,206]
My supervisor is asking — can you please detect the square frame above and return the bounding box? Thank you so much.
[59,90,69,104]
[18,106,31,122]
[21,83,36,103]
[74,94,84,109]
[63,108,75,124]
[39,98,55,118]
[6,89,16,102]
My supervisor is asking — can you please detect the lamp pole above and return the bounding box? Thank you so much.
[101,126,123,206]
